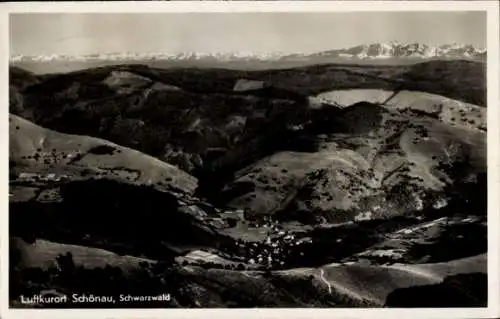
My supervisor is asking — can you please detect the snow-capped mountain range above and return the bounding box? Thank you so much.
[10,42,486,63]
[286,42,486,60]
[10,51,287,63]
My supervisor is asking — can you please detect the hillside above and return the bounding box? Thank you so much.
[12,59,486,104]
[9,60,487,308]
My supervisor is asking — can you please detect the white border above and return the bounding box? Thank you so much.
[0,2,499,319]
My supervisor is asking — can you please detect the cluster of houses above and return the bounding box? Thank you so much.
[233,217,313,269]
[16,172,69,183]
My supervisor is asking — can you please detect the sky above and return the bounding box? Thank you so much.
[10,12,486,56]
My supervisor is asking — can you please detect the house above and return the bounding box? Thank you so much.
[18,172,38,181]
[220,209,245,222]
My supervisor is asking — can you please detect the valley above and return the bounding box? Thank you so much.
[9,58,487,308]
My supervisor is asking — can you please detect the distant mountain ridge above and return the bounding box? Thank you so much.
[10,42,486,63]
[286,42,486,60]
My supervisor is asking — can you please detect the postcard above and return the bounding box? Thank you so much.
[1,1,499,319]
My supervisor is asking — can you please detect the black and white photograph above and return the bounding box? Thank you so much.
[2,2,499,316]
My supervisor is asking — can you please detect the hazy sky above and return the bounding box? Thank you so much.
[10,12,486,55]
